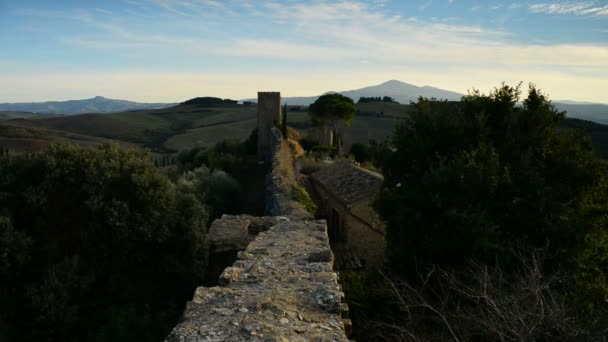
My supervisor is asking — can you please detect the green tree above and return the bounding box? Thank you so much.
[375,84,608,328]
[0,143,208,342]
[309,94,355,157]
[176,165,241,220]
[349,143,372,163]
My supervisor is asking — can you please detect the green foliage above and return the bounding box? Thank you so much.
[348,139,391,169]
[176,166,241,221]
[309,94,356,157]
[357,96,398,104]
[0,217,31,277]
[0,143,208,341]
[175,130,266,216]
[181,97,238,106]
[349,143,372,163]
[298,135,320,151]
[291,183,317,216]
[375,84,608,326]
[338,271,369,310]
[561,117,608,159]
[309,93,355,127]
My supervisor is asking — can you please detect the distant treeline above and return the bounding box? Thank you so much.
[561,118,608,159]
[181,97,238,106]
[357,96,398,104]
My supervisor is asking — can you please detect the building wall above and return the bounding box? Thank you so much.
[257,92,282,160]
[312,182,386,271]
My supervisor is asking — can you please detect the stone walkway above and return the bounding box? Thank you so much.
[165,220,350,341]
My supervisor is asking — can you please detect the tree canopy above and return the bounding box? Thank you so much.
[374,84,608,327]
[308,93,355,156]
[0,144,208,341]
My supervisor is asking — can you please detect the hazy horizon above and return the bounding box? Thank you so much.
[0,0,606,103]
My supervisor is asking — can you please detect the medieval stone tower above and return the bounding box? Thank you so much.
[257,92,282,160]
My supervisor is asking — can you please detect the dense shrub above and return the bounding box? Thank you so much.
[349,143,372,163]
[299,134,320,151]
[0,144,208,342]
[374,84,608,330]
[175,130,265,216]
[176,166,241,220]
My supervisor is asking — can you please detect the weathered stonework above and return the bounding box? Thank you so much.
[207,215,287,254]
[310,162,386,271]
[265,127,311,220]
[205,215,288,284]
[166,94,350,341]
[257,92,282,161]
[166,220,350,342]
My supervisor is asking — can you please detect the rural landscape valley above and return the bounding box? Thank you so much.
[2,80,608,157]
[2,0,608,341]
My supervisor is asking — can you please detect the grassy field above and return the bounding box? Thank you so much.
[0,120,128,153]
[165,118,257,150]
[4,101,608,159]
[0,104,258,154]
[286,103,403,148]
[0,111,63,120]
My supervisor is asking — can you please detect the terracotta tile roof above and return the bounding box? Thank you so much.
[311,162,383,205]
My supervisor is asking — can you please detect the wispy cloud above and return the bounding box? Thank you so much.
[144,0,232,17]
[95,8,113,15]
[30,0,603,71]
[419,0,433,11]
[529,2,608,16]
[9,0,608,103]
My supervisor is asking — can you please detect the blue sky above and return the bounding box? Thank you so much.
[0,0,606,103]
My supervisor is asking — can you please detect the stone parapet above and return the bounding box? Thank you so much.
[265,127,312,220]
[166,103,350,341]
[165,220,350,341]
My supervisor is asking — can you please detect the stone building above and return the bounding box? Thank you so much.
[257,92,281,161]
[310,162,385,271]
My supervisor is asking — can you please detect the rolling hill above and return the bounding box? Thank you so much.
[554,102,608,125]
[0,96,175,115]
[244,80,608,124]
[1,86,607,158]
[1,102,257,153]
[244,80,464,106]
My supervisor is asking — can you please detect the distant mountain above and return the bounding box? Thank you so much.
[554,102,608,125]
[243,80,608,125]
[242,80,465,106]
[338,80,463,104]
[0,96,176,115]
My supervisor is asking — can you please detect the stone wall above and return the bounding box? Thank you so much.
[165,123,350,341]
[313,182,386,271]
[265,127,312,220]
[257,92,282,161]
[166,220,350,341]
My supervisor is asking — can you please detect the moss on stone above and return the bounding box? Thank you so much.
[291,183,317,216]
